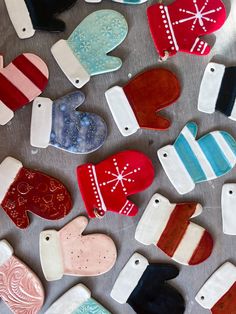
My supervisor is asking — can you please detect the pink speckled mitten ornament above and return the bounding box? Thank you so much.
[0,240,44,314]
[40,216,117,281]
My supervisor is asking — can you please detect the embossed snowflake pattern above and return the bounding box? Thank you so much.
[99,158,141,195]
[172,0,223,32]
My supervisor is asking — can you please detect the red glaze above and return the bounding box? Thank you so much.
[1,167,72,229]
[77,150,155,218]
[212,282,236,314]
[123,68,180,131]
[147,0,226,58]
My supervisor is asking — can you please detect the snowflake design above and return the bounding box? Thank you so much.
[172,0,223,32]
[99,158,141,195]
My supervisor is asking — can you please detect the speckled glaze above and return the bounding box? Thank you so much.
[67,10,128,76]
[73,298,111,314]
[50,91,107,154]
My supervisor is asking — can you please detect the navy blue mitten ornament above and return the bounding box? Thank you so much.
[4,0,77,39]
[30,91,107,154]
[111,253,185,314]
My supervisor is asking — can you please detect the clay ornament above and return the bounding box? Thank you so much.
[51,10,128,88]
[221,184,236,235]
[0,157,72,229]
[77,150,155,218]
[40,216,117,281]
[198,62,236,120]
[158,122,236,195]
[4,0,77,39]
[105,68,180,136]
[31,91,107,154]
[111,253,185,314]
[147,0,226,60]
[135,193,213,265]
[0,53,48,125]
[196,262,236,313]
[0,240,44,313]
[45,284,111,314]
[85,0,146,4]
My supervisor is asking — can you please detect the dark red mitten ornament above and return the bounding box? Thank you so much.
[147,0,226,60]
[0,157,72,229]
[77,150,155,218]
[105,68,180,136]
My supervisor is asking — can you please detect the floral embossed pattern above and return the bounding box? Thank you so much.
[0,256,44,313]
[73,298,111,314]
[68,10,128,75]
[1,167,72,228]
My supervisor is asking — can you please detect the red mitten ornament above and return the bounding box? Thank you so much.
[147,0,227,60]
[105,68,180,136]
[0,157,72,229]
[77,150,155,218]
[0,240,44,313]
[0,53,49,125]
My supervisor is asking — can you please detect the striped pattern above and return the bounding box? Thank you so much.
[174,122,236,183]
[0,54,48,111]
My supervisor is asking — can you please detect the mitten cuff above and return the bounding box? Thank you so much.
[4,0,35,39]
[158,145,195,194]
[111,253,148,304]
[40,230,64,281]
[0,101,14,125]
[0,157,22,204]
[105,86,139,136]
[198,63,225,114]
[196,262,236,309]
[30,97,53,148]
[0,240,13,266]
[51,40,90,88]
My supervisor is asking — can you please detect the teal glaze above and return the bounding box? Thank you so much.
[73,298,111,314]
[68,10,128,76]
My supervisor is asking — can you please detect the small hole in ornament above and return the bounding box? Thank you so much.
[125,127,129,131]
[75,79,80,84]
[45,236,50,241]
[155,199,159,204]
[201,296,205,300]
[229,190,233,195]
[135,260,140,265]
[22,28,26,32]
[210,68,215,72]
[163,153,168,157]
[38,104,41,108]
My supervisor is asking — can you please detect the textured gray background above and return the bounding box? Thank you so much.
[0,0,236,313]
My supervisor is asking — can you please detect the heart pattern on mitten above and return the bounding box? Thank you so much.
[135,193,213,265]
[40,216,117,281]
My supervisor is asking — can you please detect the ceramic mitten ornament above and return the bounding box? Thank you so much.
[158,122,236,194]
[40,216,117,281]
[85,0,146,4]
[0,240,44,313]
[147,0,226,60]
[196,262,236,313]
[51,10,128,88]
[45,284,111,314]
[198,62,236,120]
[111,253,185,314]
[77,150,155,218]
[4,0,77,39]
[105,68,180,136]
[0,53,48,125]
[221,184,236,235]
[135,193,213,265]
[31,91,107,154]
[0,157,72,229]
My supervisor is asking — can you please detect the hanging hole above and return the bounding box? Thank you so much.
[210,68,215,72]
[22,28,26,32]
[125,127,129,131]
[201,296,205,300]
[135,260,140,265]
[75,79,80,84]
[155,199,159,204]
[163,153,168,157]
[229,190,233,195]
[38,104,41,108]
[45,236,50,241]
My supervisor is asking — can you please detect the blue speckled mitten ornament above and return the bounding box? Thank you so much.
[30,91,107,154]
[45,284,111,314]
[51,10,128,88]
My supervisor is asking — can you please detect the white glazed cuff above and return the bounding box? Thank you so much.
[110,253,148,304]
[0,240,14,267]
[105,86,139,137]
[198,62,225,114]
[39,230,64,281]
[0,100,14,125]
[51,40,90,88]
[0,157,22,204]
[30,97,52,148]
[4,0,35,39]
[45,284,91,314]
[195,262,236,309]
[158,146,195,194]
